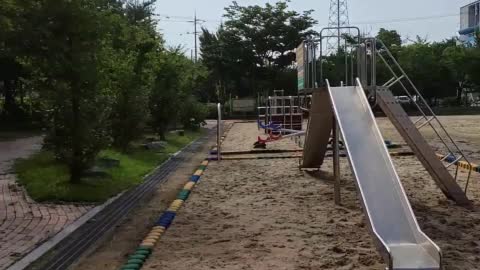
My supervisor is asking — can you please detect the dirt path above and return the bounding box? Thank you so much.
[0,136,43,174]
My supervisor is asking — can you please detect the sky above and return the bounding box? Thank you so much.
[154,0,475,52]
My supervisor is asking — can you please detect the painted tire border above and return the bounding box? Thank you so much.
[117,159,209,270]
[117,122,234,270]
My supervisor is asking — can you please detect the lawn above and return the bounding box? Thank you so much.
[15,130,204,203]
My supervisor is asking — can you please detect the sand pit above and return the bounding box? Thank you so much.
[141,120,480,270]
[222,122,302,152]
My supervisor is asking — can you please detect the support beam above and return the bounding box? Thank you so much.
[333,116,341,205]
[302,88,334,168]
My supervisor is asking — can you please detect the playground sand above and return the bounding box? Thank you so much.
[221,122,302,152]
[377,115,480,162]
[142,120,480,270]
[69,119,480,270]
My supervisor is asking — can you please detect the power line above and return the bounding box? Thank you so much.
[155,13,221,23]
[351,14,458,25]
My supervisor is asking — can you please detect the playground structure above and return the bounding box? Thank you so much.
[253,26,477,270]
[255,90,308,148]
[257,90,305,131]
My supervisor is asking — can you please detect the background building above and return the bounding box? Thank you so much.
[460,0,480,45]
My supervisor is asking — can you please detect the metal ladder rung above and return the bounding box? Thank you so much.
[446,156,463,168]
[413,116,426,125]
[416,116,435,129]
[386,75,405,88]
[382,77,396,87]
[440,155,450,162]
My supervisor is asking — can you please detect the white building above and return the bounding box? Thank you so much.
[460,1,480,45]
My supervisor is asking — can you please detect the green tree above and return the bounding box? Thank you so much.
[200,1,317,98]
[377,28,402,49]
[31,0,115,182]
[442,45,469,103]
[149,48,208,139]
[108,0,162,151]
[149,50,183,140]
[0,0,27,120]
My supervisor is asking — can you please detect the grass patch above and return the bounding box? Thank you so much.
[15,130,203,203]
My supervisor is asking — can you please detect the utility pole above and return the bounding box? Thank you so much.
[194,11,198,63]
[183,12,203,63]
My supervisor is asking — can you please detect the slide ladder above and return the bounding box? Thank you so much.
[327,80,441,270]
[376,39,472,197]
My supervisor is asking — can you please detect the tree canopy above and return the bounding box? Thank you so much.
[0,0,208,182]
[200,0,317,98]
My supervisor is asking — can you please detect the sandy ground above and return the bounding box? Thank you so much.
[70,117,480,270]
[139,118,480,270]
[221,122,302,152]
[377,115,480,162]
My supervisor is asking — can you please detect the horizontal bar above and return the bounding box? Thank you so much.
[386,75,405,88]
[382,77,396,87]
[417,116,435,129]
[446,156,463,168]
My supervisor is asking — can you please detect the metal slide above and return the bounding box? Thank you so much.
[327,80,441,270]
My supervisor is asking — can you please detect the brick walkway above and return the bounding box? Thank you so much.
[0,136,94,269]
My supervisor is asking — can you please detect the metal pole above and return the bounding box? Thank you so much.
[217,103,222,161]
[333,116,341,205]
[283,95,286,132]
[337,0,340,53]
[350,47,354,86]
[313,42,317,87]
[344,41,348,85]
[290,96,293,130]
[303,41,312,89]
[194,12,198,63]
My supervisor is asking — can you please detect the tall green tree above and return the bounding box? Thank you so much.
[377,28,402,49]
[108,0,163,151]
[442,45,469,103]
[149,49,207,139]
[200,0,317,98]
[0,0,27,119]
[31,0,115,182]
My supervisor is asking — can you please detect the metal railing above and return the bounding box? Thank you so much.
[375,39,473,192]
[257,94,305,133]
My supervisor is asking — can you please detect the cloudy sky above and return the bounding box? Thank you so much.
[154,0,475,52]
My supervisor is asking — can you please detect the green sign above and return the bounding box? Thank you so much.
[296,42,305,90]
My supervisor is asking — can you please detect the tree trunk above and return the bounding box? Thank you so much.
[159,130,166,141]
[456,86,463,104]
[70,160,82,183]
[3,79,17,117]
[69,35,83,183]
[70,90,82,183]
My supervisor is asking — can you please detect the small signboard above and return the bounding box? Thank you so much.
[296,42,305,90]
[232,98,256,112]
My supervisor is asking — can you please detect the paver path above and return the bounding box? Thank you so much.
[0,135,93,269]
